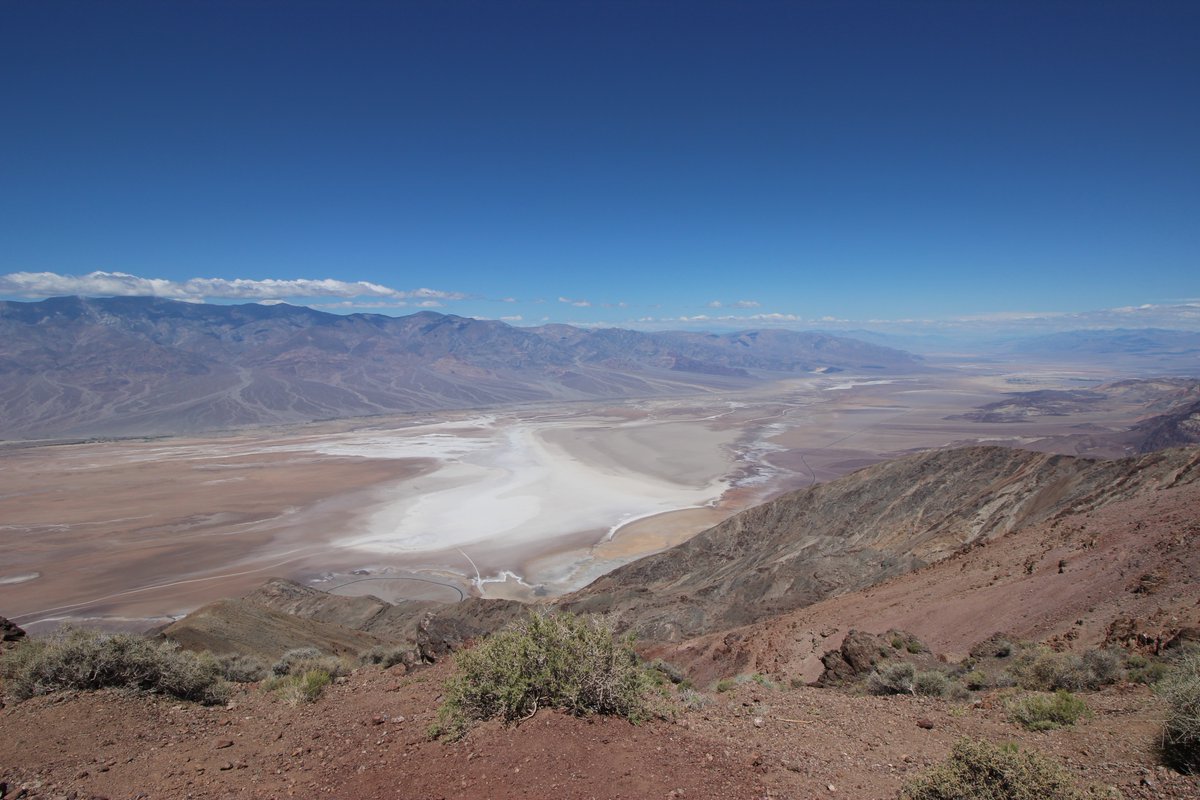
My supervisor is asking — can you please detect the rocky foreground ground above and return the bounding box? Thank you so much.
[2,656,1198,800]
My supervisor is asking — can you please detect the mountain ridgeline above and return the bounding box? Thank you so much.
[561,444,1200,640]
[0,295,921,438]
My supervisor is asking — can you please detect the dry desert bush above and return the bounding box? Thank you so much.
[430,610,654,740]
[0,626,229,705]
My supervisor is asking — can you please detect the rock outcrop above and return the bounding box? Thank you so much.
[0,615,25,643]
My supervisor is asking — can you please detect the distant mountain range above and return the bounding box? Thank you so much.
[1007,328,1200,358]
[0,296,921,438]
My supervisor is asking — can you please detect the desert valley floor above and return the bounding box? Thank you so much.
[0,363,1174,634]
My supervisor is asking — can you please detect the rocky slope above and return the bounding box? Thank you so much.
[560,445,1200,640]
[160,578,525,664]
[647,475,1200,688]
[1128,398,1200,453]
[0,295,920,438]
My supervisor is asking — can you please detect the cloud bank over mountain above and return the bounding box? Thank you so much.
[2,270,1198,336]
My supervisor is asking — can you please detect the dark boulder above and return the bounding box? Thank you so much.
[0,616,25,643]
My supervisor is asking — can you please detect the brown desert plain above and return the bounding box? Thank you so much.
[0,363,1170,635]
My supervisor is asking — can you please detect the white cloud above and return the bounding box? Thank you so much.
[558,296,591,307]
[0,270,466,303]
[708,299,759,309]
[500,315,523,322]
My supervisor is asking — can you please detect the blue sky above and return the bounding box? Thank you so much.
[1,0,1198,332]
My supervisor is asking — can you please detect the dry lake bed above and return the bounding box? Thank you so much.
[0,364,1159,633]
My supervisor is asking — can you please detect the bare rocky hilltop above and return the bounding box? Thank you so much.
[0,295,921,438]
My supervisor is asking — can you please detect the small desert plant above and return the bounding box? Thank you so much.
[899,737,1083,799]
[0,627,229,705]
[358,644,417,670]
[216,653,268,683]
[946,681,972,702]
[964,669,990,690]
[867,661,916,695]
[271,647,347,679]
[716,677,736,693]
[1077,648,1123,687]
[1007,648,1071,691]
[750,673,776,690]
[1158,649,1200,773]
[678,687,710,711]
[1129,659,1170,685]
[914,670,949,697]
[1006,690,1089,731]
[429,611,654,740]
[1008,647,1123,692]
[265,668,332,706]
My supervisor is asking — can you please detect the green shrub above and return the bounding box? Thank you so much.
[1007,648,1070,691]
[716,678,735,693]
[1006,647,1121,692]
[914,670,949,697]
[0,627,229,705]
[867,661,916,695]
[265,668,332,706]
[1006,690,1089,731]
[429,611,654,740]
[964,670,990,690]
[216,653,268,683]
[1125,653,1170,685]
[751,673,776,689]
[271,647,346,679]
[1158,650,1200,773]
[899,738,1083,799]
[947,681,972,702]
[1078,648,1123,687]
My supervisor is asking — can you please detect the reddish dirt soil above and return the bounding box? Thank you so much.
[2,658,1199,799]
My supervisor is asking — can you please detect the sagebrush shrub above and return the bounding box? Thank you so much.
[914,670,949,697]
[1159,650,1200,773]
[216,653,268,683]
[265,669,332,706]
[1007,646,1123,692]
[899,738,1082,799]
[1006,690,1089,731]
[430,611,654,740]
[866,661,915,695]
[271,647,346,679]
[0,627,229,705]
[964,669,989,690]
